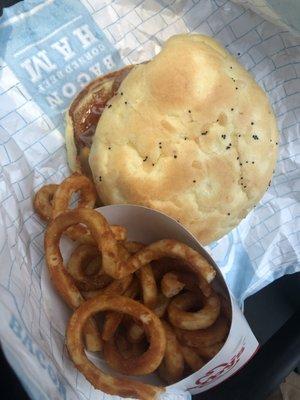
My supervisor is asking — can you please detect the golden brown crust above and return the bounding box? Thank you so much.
[89,34,278,244]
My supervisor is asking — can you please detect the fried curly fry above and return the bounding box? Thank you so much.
[67,295,165,399]
[114,239,215,296]
[47,209,215,299]
[75,294,166,375]
[181,345,205,372]
[102,278,138,342]
[34,174,126,244]
[82,274,133,301]
[116,332,147,359]
[123,241,145,253]
[36,171,230,399]
[66,244,112,291]
[103,275,133,295]
[174,316,229,348]
[153,293,170,318]
[67,223,127,244]
[52,172,97,217]
[52,173,97,243]
[126,321,145,344]
[125,241,158,309]
[158,321,184,384]
[45,211,109,351]
[125,291,168,344]
[161,272,185,298]
[161,271,197,298]
[137,263,158,309]
[33,184,58,221]
[194,341,224,360]
[168,291,221,330]
[152,258,194,280]
[110,225,127,242]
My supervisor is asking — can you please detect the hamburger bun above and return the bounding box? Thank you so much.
[68,34,278,244]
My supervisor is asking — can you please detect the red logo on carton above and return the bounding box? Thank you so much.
[188,343,245,390]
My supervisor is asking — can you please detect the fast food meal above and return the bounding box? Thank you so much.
[34,172,231,399]
[66,33,278,244]
[32,31,277,400]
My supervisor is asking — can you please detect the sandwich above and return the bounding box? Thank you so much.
[66,34,278,244]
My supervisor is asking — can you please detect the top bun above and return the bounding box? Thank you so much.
[89,34,278,244]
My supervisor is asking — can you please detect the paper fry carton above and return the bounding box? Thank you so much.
[96,204,259,397]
